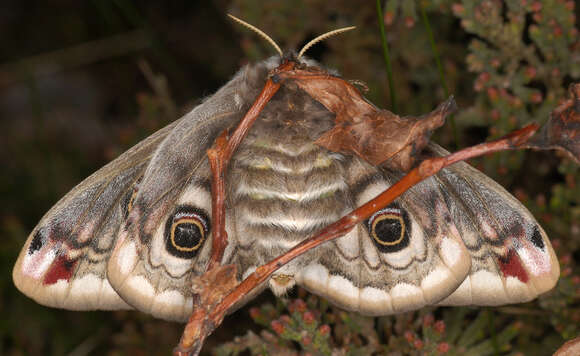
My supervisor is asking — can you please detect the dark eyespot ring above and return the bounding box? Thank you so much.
[366,204,410,253]
[164,205,210,259]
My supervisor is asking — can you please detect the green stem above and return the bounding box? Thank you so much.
[489,310,499,355]
[376,0,398,112]
[420,3,460,148]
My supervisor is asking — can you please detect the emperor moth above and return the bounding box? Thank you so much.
[13,18,560,324]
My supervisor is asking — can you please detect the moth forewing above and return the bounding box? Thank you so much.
[11,118,181,311]
[430,144,560,306]
[13,54,560,323]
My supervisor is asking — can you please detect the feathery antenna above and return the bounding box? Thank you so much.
[297,26,356,59]
[227,14,283,56]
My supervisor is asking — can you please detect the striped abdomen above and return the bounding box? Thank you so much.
[229,133,350,274]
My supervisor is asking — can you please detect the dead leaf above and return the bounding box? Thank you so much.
[191,264,238,306]
[525,83,580,164]
[278,68,456,170]
[176,264,239,353]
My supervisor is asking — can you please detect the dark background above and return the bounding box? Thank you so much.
[1,0,579,355]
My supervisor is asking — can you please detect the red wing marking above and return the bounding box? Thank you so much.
[43,255,77,285]
[499,249,529,283]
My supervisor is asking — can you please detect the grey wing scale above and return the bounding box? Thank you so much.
[12,119,179,310]
[14,54,559,323]
[13,57,282,322]
[427,144,560,306]
[106,59,279,322]
[295,143,558,315]
[294,155,471,315]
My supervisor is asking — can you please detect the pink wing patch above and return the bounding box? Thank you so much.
[20,228,77,285]
[498,250,529,283]
[43,255,78,285]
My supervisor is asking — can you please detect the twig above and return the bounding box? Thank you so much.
[419,3,459,149]
[174,118,538,354]
[206,60,296,269]
[173,60,296,356]
[209,124,538,315]
[137,59,177,118]
[0,30,150,88]
[376,0,398,112]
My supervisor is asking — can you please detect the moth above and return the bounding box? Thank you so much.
[13,18,560,324]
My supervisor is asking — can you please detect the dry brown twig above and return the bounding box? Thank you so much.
[274,68,456,170]
[524,83,580,164]
[173,60,295,356]
[171,58,575,356]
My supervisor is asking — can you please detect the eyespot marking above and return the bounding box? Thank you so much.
[530,226,545,250]
[371,212,405,245]
[29,229,45,255]
[164,205,210,259]
[171,219,204,251]
[366,204,410,253]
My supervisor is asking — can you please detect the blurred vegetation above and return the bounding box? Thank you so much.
[1,0,579,355]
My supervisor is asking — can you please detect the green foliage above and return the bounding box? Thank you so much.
[222,0,580,355]
[216,289,575,355]
[452,0,578,182]
[1,0,578,355]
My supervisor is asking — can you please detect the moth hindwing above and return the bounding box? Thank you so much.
[13,55,559,322]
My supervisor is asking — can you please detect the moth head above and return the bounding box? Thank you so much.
[227,14,355,64]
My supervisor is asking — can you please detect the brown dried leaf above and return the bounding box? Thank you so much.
[191,264,238,306]
[176,265,239,353]
[281,69,456,170]
[525,83,580,164]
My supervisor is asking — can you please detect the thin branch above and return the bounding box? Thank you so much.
[419,3,460,148]
[173,60,297,356]
[174,121,538,355]
[211,125,538,317]
[206,60,296,269]
[0,30,150,88]
[376,0,398,112]
[137,59,177,118]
